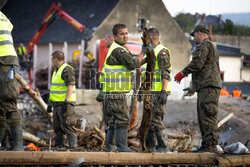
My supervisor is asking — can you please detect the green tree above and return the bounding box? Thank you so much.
[174,13,196,33]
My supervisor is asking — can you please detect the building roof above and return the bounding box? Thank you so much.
[193,13,225,27]
[2,0,119,44]
[216,42,242,57]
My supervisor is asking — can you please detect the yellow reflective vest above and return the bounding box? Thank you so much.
[49,63,76,102]
[0,11,17,57]
[142,44,172,92]
[99,42,132,93]
[18,46,26,55]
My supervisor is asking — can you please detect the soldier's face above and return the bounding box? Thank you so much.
[51,57,59,67]
[115,28,128,45]
[105,35,114,48]
[194,31,202,44]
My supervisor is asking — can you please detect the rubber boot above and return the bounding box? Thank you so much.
[54,135,66,148]
[68,135,77,149]
[0,126,5,150]
[146,130,156,152]
[105,128,116,152]
[114,127,134,152]
[0,126,5,144]
[10,125,24,151]
[155,129,169,153]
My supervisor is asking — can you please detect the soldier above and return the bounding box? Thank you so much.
[96,32,116,152]
[101,24,146,152]
[47,51,77,149]
[0,11,23,151]
[174,24,222,153]
[139,28,172,152]
[17,43,27,70]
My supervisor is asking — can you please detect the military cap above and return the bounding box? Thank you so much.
[191,24,209,36]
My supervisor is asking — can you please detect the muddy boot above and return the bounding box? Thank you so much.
[54,135,66,148]
[10,125,23,151]
[0,126,5,144]
[115,127,134,152]
[68,135,77,149]
[0,126,5,150]
[146,130,156,152]
[106,128,116,152]
[197,145,221,154]
[155,129,169,153]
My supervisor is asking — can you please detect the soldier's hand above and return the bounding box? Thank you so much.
[142,44,153,54]
[137,89,143,102]
[62,100,69,111]
[174,71,185,84]
[96,90,104,102]
[158,90,168,104]
[47,105,53,113]
[183,87,195,97]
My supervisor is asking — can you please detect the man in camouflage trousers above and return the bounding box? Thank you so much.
[102,24,146,152]
[47,51,77,149]
[96,32,116,152]
[0,11,23,151]
[138,28,172,152]
[174,24,222,153]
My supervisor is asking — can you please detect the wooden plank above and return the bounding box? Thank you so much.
[218,113,234,128]
[216,154,250,167]
[0,152,216,165]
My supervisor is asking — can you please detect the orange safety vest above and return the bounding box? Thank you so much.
[25,143,40,151]
[220,88,230,96]
[232,90,241,97]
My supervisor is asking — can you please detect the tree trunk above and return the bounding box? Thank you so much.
[0,152,218,165]
[23,131,47,146]
[138,27,156,151]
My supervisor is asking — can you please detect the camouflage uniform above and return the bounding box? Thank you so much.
[146,47,171,152]
[0,56,22,150]
[96,90,111,126]
[105,41,141,129]
[104,41,142,152]
[96,89,115,151]
[50,66,76,137]
[182,38,221,148]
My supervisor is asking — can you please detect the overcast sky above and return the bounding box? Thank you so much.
[163,0,250,16]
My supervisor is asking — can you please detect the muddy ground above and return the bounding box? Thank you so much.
[74,96,250,147]
[20,95,250,150]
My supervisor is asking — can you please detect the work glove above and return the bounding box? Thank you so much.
[62,100,69,111]
[158,90,168,104]
[142,44,153,54]
[137,89,144,102]
[96,90,104,102]
[183,87,195,97]
[47,105,53,113]
[174,71,185,84]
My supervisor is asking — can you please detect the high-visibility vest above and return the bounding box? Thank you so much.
[100,42,132,93]
[220,88,230,96]
[225,91,230,96]
[142,44,172,92]
[232,90,241,97]
[18,46,26,55]
[49,63,76,102]
[0,11,17,57]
